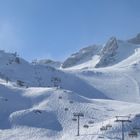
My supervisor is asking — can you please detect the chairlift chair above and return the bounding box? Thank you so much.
[128,130,138,138]
[83,124,89,128]
[64,108,68,111]
[58,96,62,99]
[88,120,94,124]
[72,118,77,121]
[135,114,140,118]
[98,135,104,139]
[100,126,107,131]
[106,124,112,128]
[133,127,140,131]
[69,100,73,104]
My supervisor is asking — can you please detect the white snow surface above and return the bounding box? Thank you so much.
[1,34,140,140]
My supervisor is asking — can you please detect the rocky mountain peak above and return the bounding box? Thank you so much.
[128,33,140,44]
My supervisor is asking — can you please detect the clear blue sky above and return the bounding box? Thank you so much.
[0,0,140,61]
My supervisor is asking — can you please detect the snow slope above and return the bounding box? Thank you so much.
[0,34,140,140]
[95,37,140,68]
[62,36,140,69]
[0,50,108,99]
[1,82,140,140]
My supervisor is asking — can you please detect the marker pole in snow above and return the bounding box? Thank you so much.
[115,116,131,140]
[73,113,84,136]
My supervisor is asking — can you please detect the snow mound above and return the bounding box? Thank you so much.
[10,109,62,131]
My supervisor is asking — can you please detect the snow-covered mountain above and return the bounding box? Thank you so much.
[95,37,140,68]
[128,33,140,44]
[32,59,62,68]
[1,33,140,140]
[0,50,108,99]
[62,35,140,69]
[62,45,102,68]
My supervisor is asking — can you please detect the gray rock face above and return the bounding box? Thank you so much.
[128,33,140,44]
[62,45,102,68]
[95,37,118,68]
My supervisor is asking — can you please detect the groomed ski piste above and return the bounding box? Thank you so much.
[1,34,140,140]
